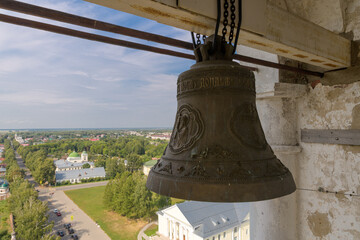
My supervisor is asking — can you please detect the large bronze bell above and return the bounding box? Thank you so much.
[146,36,296,202]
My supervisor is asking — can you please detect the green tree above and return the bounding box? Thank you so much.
[14,198,54,240]
[132,173,152,218]
[105,158,124,179]
[33,158,55,185]
[82,163,91,169]
[126,154,143,171]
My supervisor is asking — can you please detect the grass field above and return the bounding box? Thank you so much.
[171,198,185,205]
[144,224,158,237]
[65,186,147,240]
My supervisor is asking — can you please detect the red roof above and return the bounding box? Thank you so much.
[0,158,4,161]
[89,138,99,141]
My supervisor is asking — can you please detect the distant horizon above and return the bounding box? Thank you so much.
[0,127,172,131]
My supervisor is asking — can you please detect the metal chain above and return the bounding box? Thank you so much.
[196,33,201,45]
[202,35,206,42]
[221,0,229,42]
[229,0,236,44]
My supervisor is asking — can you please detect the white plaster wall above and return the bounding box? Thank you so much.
[250,1,360,239]
[236,45,279,93]
[257,98,298,146]
[250,154,298,240]
[270,0,360,40]
[246,47,299,240]
[296,82,360,239]
[158,213,168,237]
[346,0,360,39]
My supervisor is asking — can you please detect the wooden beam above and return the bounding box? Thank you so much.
[85,0,351,70]
[301,129,360,146]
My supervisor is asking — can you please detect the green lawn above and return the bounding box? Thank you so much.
[171,198,185,205]
[144,224,158,237]
[65,186,147,240]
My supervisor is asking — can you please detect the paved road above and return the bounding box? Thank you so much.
[15,153,35,185]
[39,189,110,240]
[16,152,111,240]
[55,181,109,191]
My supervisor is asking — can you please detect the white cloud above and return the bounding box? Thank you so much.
[0,89,85,105]
[0,0,193,128]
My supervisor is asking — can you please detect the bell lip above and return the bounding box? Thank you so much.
[146,169,296,202]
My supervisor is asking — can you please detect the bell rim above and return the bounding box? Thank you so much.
[146,169,296,202]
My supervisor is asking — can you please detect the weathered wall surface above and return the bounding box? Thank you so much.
[268,0,360,40]
[247,2,360,239]
[297,82,360,240]
[252,69,360,240]
[247,46,300,239]
[236,1,360,240]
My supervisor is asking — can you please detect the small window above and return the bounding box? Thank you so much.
[234,237,237,240]
[218,234,220,240]
[234,227,238,232]
[223,232,226,238]
[213,237,215,240]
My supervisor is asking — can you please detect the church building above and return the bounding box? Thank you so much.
[67,151,88,162]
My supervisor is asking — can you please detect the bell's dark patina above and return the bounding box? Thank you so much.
[146,36,296,202]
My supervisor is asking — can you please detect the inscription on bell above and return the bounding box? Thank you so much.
[199,76,231,88]
[178,72,255,95]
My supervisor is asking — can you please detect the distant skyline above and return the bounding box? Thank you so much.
[0,0,193,129]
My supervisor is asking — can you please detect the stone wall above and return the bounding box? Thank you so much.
[268,0,360,40]
[247,2,360,239]
[297,82,360,239]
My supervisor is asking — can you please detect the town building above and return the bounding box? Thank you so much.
[0,179,10,200]
[67,151,88,162]
[54,159,94,171]
[55,167,106,184]
[54,151,93,171]
[157,201,250,240]
[14,134,25,144]
[0,167,6,178]
[149,134,171,141]
[143,159,157,176]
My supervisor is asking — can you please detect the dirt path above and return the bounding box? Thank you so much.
[138,221,158,240]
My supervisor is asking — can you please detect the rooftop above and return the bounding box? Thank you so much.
[159,201,250,238]
[144,159,157,167]
[55,167,105,182]
[54,159,94,169]
[68,151,80,158]
[0,178,8,188]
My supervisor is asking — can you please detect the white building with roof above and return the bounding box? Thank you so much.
[0,179,9,200]
[157,201,250,240]
[54,159,94,171]
[55,167,106,184]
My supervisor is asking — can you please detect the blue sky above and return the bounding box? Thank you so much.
[0,0,194,129]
